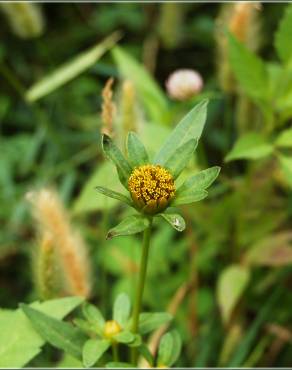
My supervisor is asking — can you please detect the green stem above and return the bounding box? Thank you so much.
[112,342,119,362]
[131,218,153,365]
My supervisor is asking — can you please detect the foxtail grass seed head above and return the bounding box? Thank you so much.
[128,165,175,215]
[34,231,59,300]
[27,188,91,298]
[0,3,44,39]
[103,320,122,339]
[215,3,261,93]
[121,80,137,133]
[229,3,261,46]
[166,69,203,101]
[101,77,116,136]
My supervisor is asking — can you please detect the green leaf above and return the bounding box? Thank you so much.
[278,154,292,187]
[126,132,149,167]
[101,134,132,189]
[172,190,208,206]
[112,46,168,124]
[138,344,154,367]
[113,293,131,327]
[275,128,292,148]
[73,318,95,335]
[114,331,135,344]
[275,4,292,65]
[228,288,282,367]
[82,338,110,367]
[106,362,134,368]
[127,334,142,347]
[82,303,105,333]
[72,162,124,215]
[228,33,269,102]
[217,265,250,325]
[138,312,172,335]
[177,166,220,194]
[164,139,198,179]
[157,330,182,367]
[154,100,208,165]
[96,186,132,206]
[26,32,120,102]
[0,297,84,368]
[243,232,292,267]
[159,213,186,232]
[21,304,87,360]
[106,215,150,240]
[225,133,273,162]
[57,353,83,368]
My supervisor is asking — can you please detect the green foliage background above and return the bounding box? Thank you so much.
[0,2,292,368]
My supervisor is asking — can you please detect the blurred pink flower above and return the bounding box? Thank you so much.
[166,69,203,101]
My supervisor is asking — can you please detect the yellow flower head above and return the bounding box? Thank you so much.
[128,164,175,214]
[103,320,121,339]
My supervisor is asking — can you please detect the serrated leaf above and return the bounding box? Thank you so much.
[113,293,131,327]
[275,128,292,148]
[177,166,220,194]
[26,32,120,102]
[243,232,292,267]
[112,46,168,124]
[126,132,149,167]
[225,133,273,162]
[101,134,132,189]
[106,215,150,240]
[95,186,132,206]
[114,331,135,344]
[154,100,208,165]
[159,213,186,232]
[164,139,197,179]
[228,32,269,102]
[275,4,292,65]
[217,265,250,325]
[82,338,110,367]
[138,312,172,335]
[82,303,105,333]
[0,297,83,368]
[172,190,208,206]
[157,330,182,367]
[21,304,87,360]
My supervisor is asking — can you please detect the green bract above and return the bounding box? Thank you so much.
[97,99,220,238]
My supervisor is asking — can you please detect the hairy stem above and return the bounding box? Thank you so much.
[131,218,153,364]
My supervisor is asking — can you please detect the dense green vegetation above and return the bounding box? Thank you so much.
[0,2,292,368]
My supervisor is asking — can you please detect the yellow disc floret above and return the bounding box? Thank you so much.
[103,320,121,339]
[128,164,175,214]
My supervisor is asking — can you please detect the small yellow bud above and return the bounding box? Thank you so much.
[103,320,121,339]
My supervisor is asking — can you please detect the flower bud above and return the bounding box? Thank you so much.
[103,320,121,339]
[166,69,203,101]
